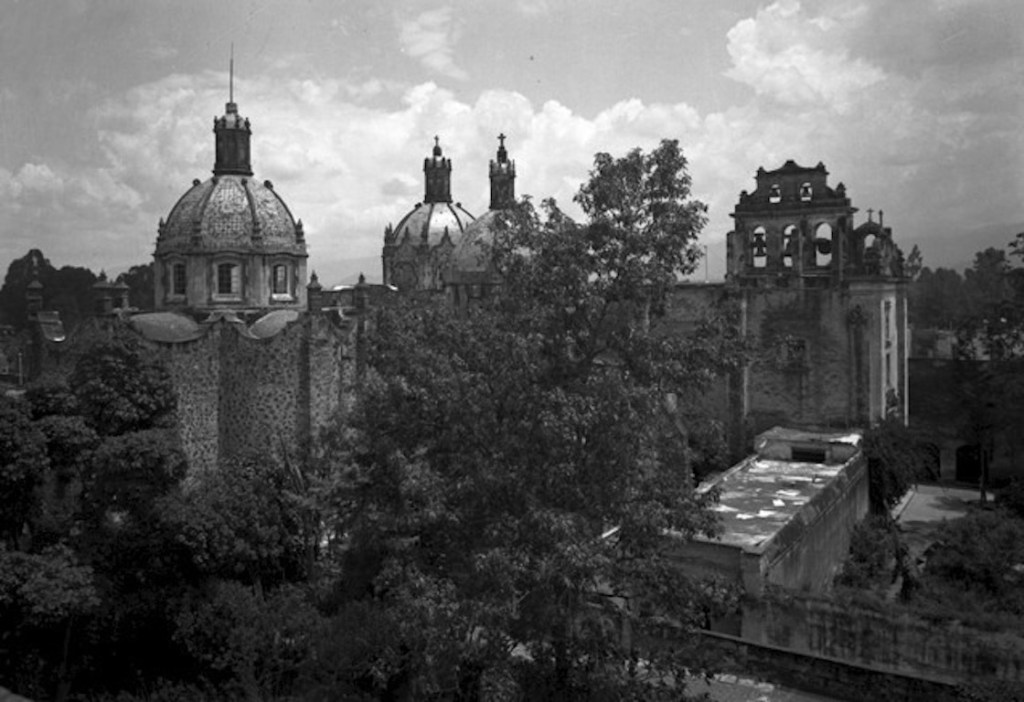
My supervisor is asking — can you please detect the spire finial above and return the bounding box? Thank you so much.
[878,209,884,227]
[432,135,442,157]
[496,133,508,162]
[867,208,874,223]
[230,43,234,104]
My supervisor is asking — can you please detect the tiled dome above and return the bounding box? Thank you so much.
[388,199,475,250]
[155,175,304,256]
[450,210,505,273]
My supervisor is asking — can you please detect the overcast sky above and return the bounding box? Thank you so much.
[0,0,1021,284]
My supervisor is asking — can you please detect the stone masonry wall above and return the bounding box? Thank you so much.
[741,592,1024,683]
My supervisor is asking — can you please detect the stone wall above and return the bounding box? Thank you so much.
[759,456,869,593]
[740,592,1024,683]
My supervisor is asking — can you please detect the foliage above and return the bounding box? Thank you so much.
[834,515,904,590]
[920,509,1024,615]
[116,263,155,311]
[997,477,1024,520]
[861,418,930,513]
[163,454,313,588]
[0,396,49,546]
[312,141,742,699]
[0,248,98,330]
[70,340,177,435]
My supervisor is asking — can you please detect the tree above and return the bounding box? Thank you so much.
[317,141,742,699]
[0,340,190,701]
[0,249,98,331]
[116,263,155,311]
[862,419,930,514]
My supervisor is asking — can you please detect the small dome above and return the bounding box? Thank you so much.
[389,200,475,250]
[155,175,304,255]
[451,210,507,274]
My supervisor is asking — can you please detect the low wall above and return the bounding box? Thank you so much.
[739,592,1024,683]
[699,630,959,702]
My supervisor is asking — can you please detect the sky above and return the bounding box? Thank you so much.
[0,0,1021,284]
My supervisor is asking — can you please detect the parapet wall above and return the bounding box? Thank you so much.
[740,592,1024,684]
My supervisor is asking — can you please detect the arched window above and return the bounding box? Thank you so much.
[752,226,768,269]
[799,182,812,202]
[814,222,833,269]
[171,262,187,296]
[216,262,240,296]
[769,184,781,204]
[272,264,290,295]
[782,225,797,268]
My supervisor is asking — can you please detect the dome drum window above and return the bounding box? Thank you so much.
[271,263,293,300]
[214,261,242,299]
[171,261,187,297]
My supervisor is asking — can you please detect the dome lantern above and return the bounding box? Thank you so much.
[213,52,252,177]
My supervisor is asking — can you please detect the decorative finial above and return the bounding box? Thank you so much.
[496,133,508,162]
[433,135,442,157]
[878,209,884,227]
[867,208,874,223]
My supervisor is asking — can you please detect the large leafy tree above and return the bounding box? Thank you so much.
[0,249,98,330]
[319,140,743,699]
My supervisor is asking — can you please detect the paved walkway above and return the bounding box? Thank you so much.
[893,483,978,563]
[687,674,838,701]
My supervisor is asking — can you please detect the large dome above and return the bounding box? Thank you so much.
[155,175,304,256]
[390,200,475,250]
[450,210,505,274]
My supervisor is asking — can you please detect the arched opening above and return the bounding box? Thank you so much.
[782,225,797,269]
[769,184,781,204]
[863,233,879,273]
[799,182,812,202]
[955,444,982,483]
[814,222,833,269]
[752,226,768,269]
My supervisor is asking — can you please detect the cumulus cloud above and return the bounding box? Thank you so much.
[1,0,1018,280]
[725,0,885,112]
[399,7,469,81]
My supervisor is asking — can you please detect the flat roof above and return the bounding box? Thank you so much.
[700,457,847,552]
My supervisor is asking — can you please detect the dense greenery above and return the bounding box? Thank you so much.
[861,419,932,514]
[0,141,744,701]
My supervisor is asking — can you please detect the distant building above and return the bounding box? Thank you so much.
[669,426,867,598]
[153,97,308,314]
[667,160,910,453]
[381,137,476,292]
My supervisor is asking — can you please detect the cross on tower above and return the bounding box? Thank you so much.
[498,133,506,147]
[867,208,874,222]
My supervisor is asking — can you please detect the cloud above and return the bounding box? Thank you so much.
[399,7,469,81]
[725,0,885,112]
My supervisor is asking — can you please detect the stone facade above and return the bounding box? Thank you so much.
[671,161,909,450]
[382,138,475,293]
[670,427,869,597]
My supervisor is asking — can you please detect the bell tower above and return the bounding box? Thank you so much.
[423,136,452,203]
[727,161,854,289]
[489,133,516,210]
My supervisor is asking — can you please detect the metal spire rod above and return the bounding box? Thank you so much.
[230,43,234,103]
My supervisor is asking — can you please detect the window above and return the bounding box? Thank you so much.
[171,263,187,296]
[814,222,833,269]
[216,263,240,296]
[782,225,797,268]
[769,184,781,204]
[272,264,289,295]
[752,226,768,269]
[799,182,812,202]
